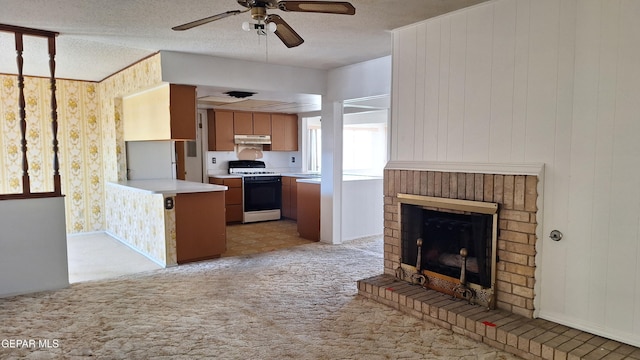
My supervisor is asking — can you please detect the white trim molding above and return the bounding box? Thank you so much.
[385,160,544,177]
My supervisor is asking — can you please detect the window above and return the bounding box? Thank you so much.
[342,121,387,176]
[304,117,322,173]
[303,110,388,176]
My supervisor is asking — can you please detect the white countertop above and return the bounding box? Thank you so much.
[296,178,321,184]
[295,175,382,184]
[208,174,242,179]
[109,179,227,194]
[343,175,383,182]
[281,173,321,178]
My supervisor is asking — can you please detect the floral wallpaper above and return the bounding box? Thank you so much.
[97,54,163,183]
[0,76,102,232]
[0,53,163,233]
[105,183,176,267]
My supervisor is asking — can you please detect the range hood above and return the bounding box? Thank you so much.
[234,134,271,145]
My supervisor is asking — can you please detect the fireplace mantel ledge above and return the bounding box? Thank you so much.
[385,161,544,176]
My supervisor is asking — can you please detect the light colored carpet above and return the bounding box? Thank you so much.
[0,236,521,359]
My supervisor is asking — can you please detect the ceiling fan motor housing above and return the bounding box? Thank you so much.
[251,7,267,20]
[238,0,279,20]
[238,0,279,10]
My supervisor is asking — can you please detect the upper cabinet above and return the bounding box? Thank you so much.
[233,111,272,135]
[123,83,196,141]
[208,110,297,151]
[252,113,272,135]
[271,113,298,151]
[232,111,253,135]
[207,110,235,151]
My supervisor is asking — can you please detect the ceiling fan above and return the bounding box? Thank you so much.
[172,0,356,48]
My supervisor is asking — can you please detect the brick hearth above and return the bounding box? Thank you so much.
[358,275,640,360]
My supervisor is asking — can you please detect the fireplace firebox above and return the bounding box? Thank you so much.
[397,194,498,308]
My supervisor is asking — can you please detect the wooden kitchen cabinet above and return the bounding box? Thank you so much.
[282,176,291,219]
[207,110,235,151]
[169,84,197,140]
[297,181,320,241]
[233,112,253,135]
[210,177,243,223]
[175,191,226,264]
[271,113,298,151]
[175,141,186,180]
[233,111,272,135]
[123,83,196,141]
[281,176,299,220]
[207,110,296,151]
[252,112,272,135]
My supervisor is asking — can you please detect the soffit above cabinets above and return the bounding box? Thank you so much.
[197,87,321,113]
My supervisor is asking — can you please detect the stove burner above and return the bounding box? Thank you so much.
[228,160,279,176]
[229,170,279,175]
[232,170,276,174]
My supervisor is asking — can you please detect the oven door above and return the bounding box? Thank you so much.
[243,176,282,214]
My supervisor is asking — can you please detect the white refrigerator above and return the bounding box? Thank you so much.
[125,141,176,180]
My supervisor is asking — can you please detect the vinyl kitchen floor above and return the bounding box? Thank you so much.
[67,232,162,283]
[223,219,315,257]
[68,219,314,283]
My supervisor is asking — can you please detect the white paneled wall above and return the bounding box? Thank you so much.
[391,0,640,347]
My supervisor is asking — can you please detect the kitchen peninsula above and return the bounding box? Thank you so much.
[293,174,383,242]
[105,179,227,267]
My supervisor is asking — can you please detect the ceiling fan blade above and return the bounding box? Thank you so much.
[265,14,304,48]
[172,9,247,31]
[277,1,355,15]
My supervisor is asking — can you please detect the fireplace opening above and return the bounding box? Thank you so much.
[397,194,498,308]
[402,206,493,287]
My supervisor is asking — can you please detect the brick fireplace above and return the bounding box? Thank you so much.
[358,162,640,359]
[382,163,542,318]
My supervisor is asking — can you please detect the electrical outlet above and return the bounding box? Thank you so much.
[291,156,296,163]
[164,197,174,210]
[212,157,216,164]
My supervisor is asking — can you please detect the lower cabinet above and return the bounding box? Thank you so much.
[175,191,226,264]
[281,176,299,220]
[210,177,243,223]
[297,181,320,241]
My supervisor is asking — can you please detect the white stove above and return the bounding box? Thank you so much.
[227,160,282,223]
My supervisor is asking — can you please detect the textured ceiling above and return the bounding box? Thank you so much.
[0,0,488,82]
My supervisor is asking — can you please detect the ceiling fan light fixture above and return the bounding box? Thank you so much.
[242,21,276,33]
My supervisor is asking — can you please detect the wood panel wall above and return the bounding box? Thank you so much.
[390,0,640,347]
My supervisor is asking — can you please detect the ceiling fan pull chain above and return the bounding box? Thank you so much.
[265,31,269,63]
